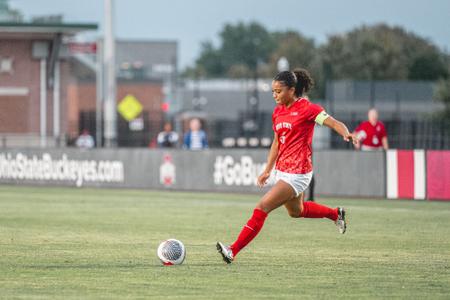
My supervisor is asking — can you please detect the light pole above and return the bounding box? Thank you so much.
[277,56,289,72]
[103,0,117,147]
[244,38,262,138]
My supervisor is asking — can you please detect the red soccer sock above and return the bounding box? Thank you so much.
[230,208,268,257]
[300,201,338,221]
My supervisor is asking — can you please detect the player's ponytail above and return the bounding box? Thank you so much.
[292,68,314,97]
[274,68,314,97]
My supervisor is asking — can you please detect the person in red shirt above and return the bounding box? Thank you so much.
[217,69,358,264]
[354,108,388,150]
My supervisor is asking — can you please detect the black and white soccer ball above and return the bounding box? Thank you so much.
[157,239,186,265]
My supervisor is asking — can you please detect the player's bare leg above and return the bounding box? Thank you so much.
[217,180,295,263]
[284,192,304,218]
[284,191,346,233]
[255,179,296,213]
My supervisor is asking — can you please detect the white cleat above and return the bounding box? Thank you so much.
[216,242,234,264]
[335,207,347,234]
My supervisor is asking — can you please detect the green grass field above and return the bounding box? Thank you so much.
[1,185,449,299]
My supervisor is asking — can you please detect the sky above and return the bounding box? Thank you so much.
[8,0,450,69]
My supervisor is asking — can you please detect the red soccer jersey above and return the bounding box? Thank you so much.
[272,98,325,174]
[355,121,387,149]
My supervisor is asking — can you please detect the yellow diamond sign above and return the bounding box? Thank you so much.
[118,94,143,121]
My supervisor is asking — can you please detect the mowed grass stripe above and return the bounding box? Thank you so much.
[0,185,449,299]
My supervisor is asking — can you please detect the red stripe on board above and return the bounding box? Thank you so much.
[427,151,450,201]
[397,150,414,199]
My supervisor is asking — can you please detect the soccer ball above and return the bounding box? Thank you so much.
[157,239,186,265]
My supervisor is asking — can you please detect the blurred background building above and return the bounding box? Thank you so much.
[0,21,97,147]
[0,0,449,150]
[69,39,177,147]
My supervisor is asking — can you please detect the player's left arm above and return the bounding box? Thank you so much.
[321,114,358,146]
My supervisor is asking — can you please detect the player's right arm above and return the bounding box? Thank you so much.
[352,123,364,150]
[353,129,362,150]
[323,116,359,147]
[257,132,279,187]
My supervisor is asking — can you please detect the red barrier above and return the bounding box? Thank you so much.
[427,151,450,201]
[386,150,426,200]
[397,150,415,199]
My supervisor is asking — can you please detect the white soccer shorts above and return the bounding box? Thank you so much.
[274,170,313,197]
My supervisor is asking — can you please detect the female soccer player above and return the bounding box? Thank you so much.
[217,69,358,264]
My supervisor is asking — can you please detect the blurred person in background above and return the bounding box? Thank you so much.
[217,69,358,264]
[354,108,388,151]
[157,121,179,148]
[75,129,95,149]
[183,118,208,150]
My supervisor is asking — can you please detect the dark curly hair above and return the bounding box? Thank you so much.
[273,68,314,97]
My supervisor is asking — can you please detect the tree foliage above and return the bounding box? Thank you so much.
[189,22,275,78]
[267,31,317,75]
[220,22,275,75]
[321,24,448,81]
[409,52,449,80]
[434,79,450,116]
[188,22,449,87]
[0,0,23,22]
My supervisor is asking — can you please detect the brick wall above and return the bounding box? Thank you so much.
[0,39,69,136]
